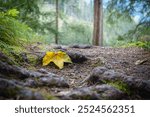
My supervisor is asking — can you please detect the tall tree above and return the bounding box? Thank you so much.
[55,0,59,44]
[93,0,103,46]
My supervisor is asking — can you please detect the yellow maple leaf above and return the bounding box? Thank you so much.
[42,51,72,69]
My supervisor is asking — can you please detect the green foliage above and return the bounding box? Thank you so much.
[0,0,44,32]
[107,38,150,49]
[103,80,130,95]
[0,9,33,54]
[123,41,150,49]
[6,9,19,17]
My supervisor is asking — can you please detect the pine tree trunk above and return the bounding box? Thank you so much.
[55,0,59,44]
[93,0,103,46]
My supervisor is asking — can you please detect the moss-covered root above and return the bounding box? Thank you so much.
[0,78,44,100]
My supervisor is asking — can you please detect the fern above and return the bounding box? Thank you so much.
[0,9,33,50]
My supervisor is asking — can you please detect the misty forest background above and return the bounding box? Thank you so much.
[0,0,149,53]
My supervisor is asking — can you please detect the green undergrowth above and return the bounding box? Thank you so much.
[0,9,32,46]
[0,9,38,65]
[123,41,150,49]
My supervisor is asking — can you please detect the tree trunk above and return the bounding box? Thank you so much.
[55,0,59,44]
[93,0,103,46]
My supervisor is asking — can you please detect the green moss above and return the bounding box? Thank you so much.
[103,80,131,95]
[27,54,38,65]
[0,45,28,66]
[44,94,58,100]
[37,90,57,100]
[30,88,58,100]
[5,87,20,98]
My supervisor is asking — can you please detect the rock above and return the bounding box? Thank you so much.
[102,70,125,81]
[69,44,92,49]
[122,76,138,88]
[53,45,62,49]
[0,78,44,100]
[0,61,42,79]
[58,84,125,100]
[67,52,88,63]
[39,77,69,88]
[123,77,150,99]
[93,85,125,99]
[58,87,100,100]
[24,73,69,88]
[23,79,37,88]
[69,44,79,48]
[18,89,44,100]
[85,67,150,99]
[132,65,150,80]
[85,67,125,85]
[38,68,49,74]
[52,45,68,51]
[139,80,150,99]
[82,67,108,84]
[0,61,69,88]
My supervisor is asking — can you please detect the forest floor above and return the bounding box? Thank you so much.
[29,44,150,99]
[0,43,150,99]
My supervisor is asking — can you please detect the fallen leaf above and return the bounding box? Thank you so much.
[42,51,72,69]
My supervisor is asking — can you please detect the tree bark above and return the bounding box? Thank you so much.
[93,0,103,46]
[55,0,59,44]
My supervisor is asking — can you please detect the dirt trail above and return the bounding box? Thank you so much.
[35,46,150,92]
